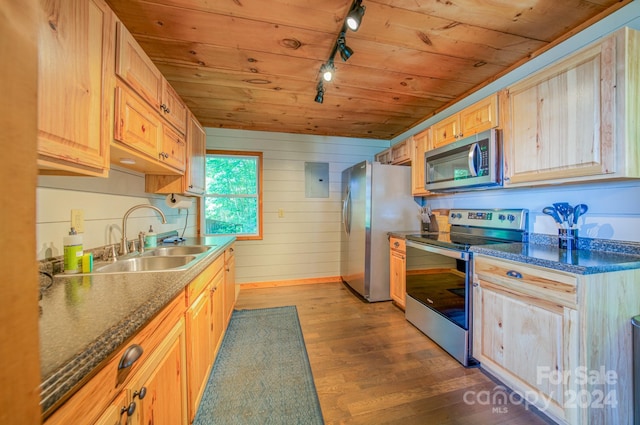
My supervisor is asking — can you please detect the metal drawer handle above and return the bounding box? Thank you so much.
[118,344,143,370]
[506,270,523,279]
[133,386,147,400]
[120,401,136,417]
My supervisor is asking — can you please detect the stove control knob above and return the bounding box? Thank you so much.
[498,214,506,221]
[507,214,516,222]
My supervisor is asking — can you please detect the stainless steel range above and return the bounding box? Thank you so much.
[404,208,528,367]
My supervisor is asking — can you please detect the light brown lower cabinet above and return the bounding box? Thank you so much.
[389,236,406,309]
[93,391,128,425]
[44,249,236,425]
[185,254,224,422]
[94,318,186,425]
[473,254,640,425]
[224,245,237,325]
[126,318,187,425]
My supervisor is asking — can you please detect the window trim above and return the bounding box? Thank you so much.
[204,150,263,240]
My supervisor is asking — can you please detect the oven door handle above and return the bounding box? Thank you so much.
[406,240,469,261]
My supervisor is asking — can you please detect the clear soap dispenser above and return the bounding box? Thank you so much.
[145,225,157,248]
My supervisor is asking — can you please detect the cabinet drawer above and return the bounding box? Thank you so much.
[389,236,405,252]
[475,256,577,309]
[185,254,224,305]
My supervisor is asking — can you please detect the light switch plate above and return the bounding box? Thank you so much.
[71,209,85,233]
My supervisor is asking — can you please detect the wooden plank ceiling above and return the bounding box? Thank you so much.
[106,0,630,140]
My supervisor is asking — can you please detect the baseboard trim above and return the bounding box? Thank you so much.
[239,276,342,289]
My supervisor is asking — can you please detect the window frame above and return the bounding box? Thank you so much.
[203,149,263,240]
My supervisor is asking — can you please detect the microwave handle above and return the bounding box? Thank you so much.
[467,142,480,177]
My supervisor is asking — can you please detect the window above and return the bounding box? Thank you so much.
[204,150,263,240]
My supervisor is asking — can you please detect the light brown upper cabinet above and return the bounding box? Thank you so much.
[431,94,499,149]
[161,80,188,135]
[374,148,392,164]
[411,128,430,196]
[146,112,206,195]
[502,27,640,186]
[115,22,187,135]
[112,83,185,174]
[375,136,412,165]
[391,137,412,165]
[37,0,115,177]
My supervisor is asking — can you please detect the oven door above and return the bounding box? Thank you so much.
[404,240,477,366]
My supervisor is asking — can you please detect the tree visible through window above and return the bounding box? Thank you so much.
[204,150,263,240]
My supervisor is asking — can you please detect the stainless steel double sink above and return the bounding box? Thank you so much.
[91,245,215,274]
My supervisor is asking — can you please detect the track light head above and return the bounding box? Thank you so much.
[337,33,353,62]
[314,81,324,104]
[320,60,335,82]
[346,1,365,32]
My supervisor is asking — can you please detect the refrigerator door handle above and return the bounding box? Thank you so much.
[342,188,352,235]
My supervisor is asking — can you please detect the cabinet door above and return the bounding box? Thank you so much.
[186,114,206,195]
[114,85,161,158]
[503,37,615,185]
[224,246,236,324]
[474,284,575,423]
[115,21,162,111]
[37,0,114,177]
[94,391,128,425]
[431,114,459,149]
[375,148,392,164]
[391,137,412,164]
[185,290,212,422]
[211,270,225,356]
[459,94,498,137]
[129,319,187,425]
[160,125,186,172]
[389,248,406,309]
[161,80,188,135]
[411,129,430,196]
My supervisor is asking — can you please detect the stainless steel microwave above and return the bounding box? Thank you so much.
[424,128,502,192]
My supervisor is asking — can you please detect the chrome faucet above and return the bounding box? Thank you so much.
[120,205,167,255]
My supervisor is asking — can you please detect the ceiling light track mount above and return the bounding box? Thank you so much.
[314,0,365,103]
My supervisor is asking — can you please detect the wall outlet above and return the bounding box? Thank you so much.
[278,208,284,218]
[71,209,85,233]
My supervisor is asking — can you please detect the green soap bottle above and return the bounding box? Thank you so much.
[63,227,83,274]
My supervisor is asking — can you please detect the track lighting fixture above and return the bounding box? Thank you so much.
[346,0,366,32]
[337,32,353,62]
[313,0,365,104]
[314,81,324,104]
[320,60,335,82]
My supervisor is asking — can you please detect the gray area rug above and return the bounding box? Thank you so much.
[194,306,324,424]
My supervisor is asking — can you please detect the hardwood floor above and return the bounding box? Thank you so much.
[235,282,554,425]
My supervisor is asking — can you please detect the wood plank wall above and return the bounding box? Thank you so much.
[206,128,389,285]
[37,167,198,260]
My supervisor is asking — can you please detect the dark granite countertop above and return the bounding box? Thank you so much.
[389,230,640,274]
[470,240,640,274]
[38,236,235,415]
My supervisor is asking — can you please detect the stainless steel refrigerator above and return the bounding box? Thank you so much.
[341,160,420,302]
